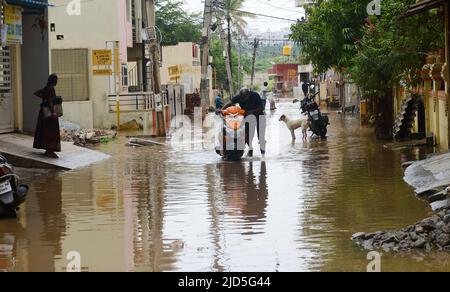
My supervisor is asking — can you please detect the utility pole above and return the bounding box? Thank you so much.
[250,38,260,88]
[200,0,213,108]
[144,0,165,136]
[220,25,234,97]
[114,41,121,131]
[226,16,233,86]
[237,37,242,90]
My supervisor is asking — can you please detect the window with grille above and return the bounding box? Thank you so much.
[51,49,89,102]
[121,64,128,87]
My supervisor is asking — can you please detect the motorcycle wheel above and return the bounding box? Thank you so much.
[0,204,16,218]
[225,150,244,161]
[320,128,328,139]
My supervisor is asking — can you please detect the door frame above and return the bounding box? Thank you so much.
[0,47,14,133]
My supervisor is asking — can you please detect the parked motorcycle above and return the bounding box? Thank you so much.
[295,91,330,139]
[0,155,28,218]
[215,106,247,161]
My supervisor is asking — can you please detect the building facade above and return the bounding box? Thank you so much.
[48,0,155,130]
[268,64,298,94]
[160,42,213,107]
[393,0,449,149]
[0,0,51,134]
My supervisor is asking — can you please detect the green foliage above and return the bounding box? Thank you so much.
[210,37,250,95]
[156,0,202,46]
[351,0,445,98]
[100,136,117,144]
[289,0,445,138]
[251,43,299,73]
[290,0,445,98]
[215,0,254,35]
[290,0,369,73]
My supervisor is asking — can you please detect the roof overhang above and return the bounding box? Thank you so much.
[6,0,53,10]
[403,0,446,17]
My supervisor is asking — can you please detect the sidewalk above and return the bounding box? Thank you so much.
[404,151,450,211]
[0,133,110,170]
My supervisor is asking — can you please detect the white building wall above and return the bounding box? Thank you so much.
[161,42,197,68]
[160,42,214,104]
[48,0,135,129]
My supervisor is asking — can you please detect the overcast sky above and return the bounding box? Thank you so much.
[183,0,305,33]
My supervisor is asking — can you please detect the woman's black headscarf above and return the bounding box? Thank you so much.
[47,74,58,86]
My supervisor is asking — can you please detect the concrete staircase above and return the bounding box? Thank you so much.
[393,95,418,139]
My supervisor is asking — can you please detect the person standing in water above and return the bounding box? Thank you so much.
[33,74,61,159]
[215,92,223,109]
[260,82,269,110]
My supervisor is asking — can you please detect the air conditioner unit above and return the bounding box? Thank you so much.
[295,0,315,7]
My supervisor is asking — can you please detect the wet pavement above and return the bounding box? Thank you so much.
[1,101,450,272]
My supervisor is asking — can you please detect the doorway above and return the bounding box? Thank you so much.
[0,47,13,133]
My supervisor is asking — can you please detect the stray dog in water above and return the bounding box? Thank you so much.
[279,114,310,142]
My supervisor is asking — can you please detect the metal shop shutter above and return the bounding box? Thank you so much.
[51,49,89,102]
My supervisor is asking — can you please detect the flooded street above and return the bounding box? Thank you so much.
[2,102,450,272]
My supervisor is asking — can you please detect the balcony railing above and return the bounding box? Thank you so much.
[108,92,167,113]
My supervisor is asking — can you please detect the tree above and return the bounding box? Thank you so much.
[290,0,369,117]
[290,0,368,73]
[290,0,445,139]
[156,0,202,46]
[351,0,444,139]
[210,37,250,97]
[215,0,254,94]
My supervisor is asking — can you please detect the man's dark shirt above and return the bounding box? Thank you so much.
[231,91,264,115]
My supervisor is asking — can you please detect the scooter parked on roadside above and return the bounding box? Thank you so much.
[215,106,247,161]
[0,155,28,218]
[294,84,330,139]
[301,92,329,139]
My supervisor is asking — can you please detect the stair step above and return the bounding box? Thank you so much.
[393,96,419,139]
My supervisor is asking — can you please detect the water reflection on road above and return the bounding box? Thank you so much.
[1,102,449,272]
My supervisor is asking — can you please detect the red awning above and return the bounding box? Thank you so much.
[403,0,446,17]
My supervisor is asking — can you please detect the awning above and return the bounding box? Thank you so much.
[403,0,446,17]
[5,0,53,9]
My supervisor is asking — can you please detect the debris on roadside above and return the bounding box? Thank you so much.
[111,119,143,131]
[61,128,117,147]
[128,137,165,147]
[126,142,144,147]
[353,151,450,252]
[352,210,450,252]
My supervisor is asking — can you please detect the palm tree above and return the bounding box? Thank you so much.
[215,0,253,95]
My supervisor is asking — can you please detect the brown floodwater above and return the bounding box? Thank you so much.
[1,101,449,272]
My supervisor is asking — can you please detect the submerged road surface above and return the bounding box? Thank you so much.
[0,102,447,272]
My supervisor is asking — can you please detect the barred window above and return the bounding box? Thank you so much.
[51,49,89,102]
[122,64,128,87]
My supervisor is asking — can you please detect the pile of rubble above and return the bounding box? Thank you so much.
[60,119,116,147]
[352,210,450,252]
[353,151,450,252]
[61,129,117,147]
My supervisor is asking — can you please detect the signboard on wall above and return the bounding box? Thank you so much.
[168,65,181,76]
[93,69,113,76]
[288,69,297,79]
[4,5,23,45]
[92,50,112,66]
[168,65,182,81]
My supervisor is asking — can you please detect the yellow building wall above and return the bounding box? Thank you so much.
[446,2,450,150]
[422,82,449,150]
[439,98,448,149]
[11,44,23,132]
[394,82,448,150]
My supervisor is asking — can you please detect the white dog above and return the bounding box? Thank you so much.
[279,114,310,142]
